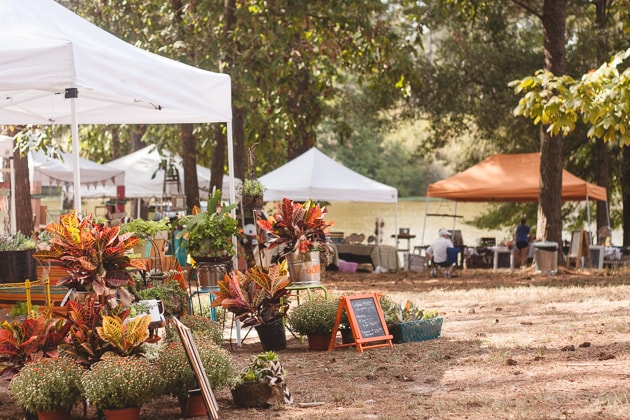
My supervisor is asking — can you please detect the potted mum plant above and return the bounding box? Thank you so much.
[257,198,334,285]
[213,261,291,351]
[157,338,233,418]
[9,357,84,420]
[287,298,339,351]
[81,354,164,420]
[33,211,143,296]
[231,351,292,408]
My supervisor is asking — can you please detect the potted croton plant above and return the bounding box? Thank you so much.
[213,261,291,351]
[257,198,334,285]
[33,211,143,297]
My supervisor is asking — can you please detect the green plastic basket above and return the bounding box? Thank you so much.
[387,317,443,344]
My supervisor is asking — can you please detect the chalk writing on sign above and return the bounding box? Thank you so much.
[350,297,385,339]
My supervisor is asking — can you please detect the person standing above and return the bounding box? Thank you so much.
[515,217,531,268]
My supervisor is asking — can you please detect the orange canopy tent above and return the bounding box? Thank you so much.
[422,153,608,245]
[427,153,607,202]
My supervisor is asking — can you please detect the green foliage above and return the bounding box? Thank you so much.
[119,217,171,239]
[287,298,339,336]
[9,302,38,318]
[178,314,223,345]
[157,338,233,398]
[0,232,36,252]
[233,351,283,385]
[379,295,435,324]
[135,280,189,318]
[175,190,240,258]
[81,354,164,410]
[9,357,84,413]
[240,179,266,197]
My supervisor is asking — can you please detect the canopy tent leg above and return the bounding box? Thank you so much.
[421,195,429,245]
[452,201,459,231]
[226,121,242,347]
[67,88,82,214]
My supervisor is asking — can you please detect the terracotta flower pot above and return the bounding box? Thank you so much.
[178,393,207,418]
[102,407,140,420]
[37,410,70,420]
[307,334,332,351]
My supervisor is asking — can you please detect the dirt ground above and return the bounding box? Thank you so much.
[2,266,630,419]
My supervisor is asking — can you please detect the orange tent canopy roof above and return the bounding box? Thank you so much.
[427,153,607,202]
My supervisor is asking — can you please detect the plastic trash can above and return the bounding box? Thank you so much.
[534,241,558,274]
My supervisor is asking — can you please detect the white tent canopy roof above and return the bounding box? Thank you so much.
[0,135,124,189]
[80,146,239,199]
[0,0,232,125]
[0,0,235,217]
[259,148,398,203]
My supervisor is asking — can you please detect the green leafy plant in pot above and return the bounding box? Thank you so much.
[9,356,85,419]
[175,190,240,261]
[287,298,339,350]
[231,351,293,408]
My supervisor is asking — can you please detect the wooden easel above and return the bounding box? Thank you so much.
[329,294,393,353]
[568,230,591,269]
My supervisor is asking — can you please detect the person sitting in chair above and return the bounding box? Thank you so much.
[426,229,454,276]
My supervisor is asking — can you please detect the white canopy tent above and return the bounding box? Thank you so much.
[80,145,240,201]
[259,148,399,237]
[0,0,236,217]
[260,148,398,203]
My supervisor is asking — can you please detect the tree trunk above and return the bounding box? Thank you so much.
[623,147,630,247]
[13,142,34,235]
[210,125,226,193]
[181,123,200,212]
[538,0,566,263]
[594,0,611,233]
[130,124,147,151]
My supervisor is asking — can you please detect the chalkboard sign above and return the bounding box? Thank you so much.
[349,297,386,338]
[568,230,591,268]
[173,317,219,420]
[329,294,393,353]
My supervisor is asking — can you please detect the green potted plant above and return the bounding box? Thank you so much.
[213,262,291,351]
[157,338,233,417]
[9,356,85,420]
[134,279,189,318]
[119,217,171,257]
[0,231,37,283]
[175,190,240,261]
[379,295,443,344]
[257,198,334,285]
[33,211,143,296]
[287,298,339,350]
[231,351,292,408]
[81,354,164,419]
[240,179,266,209]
